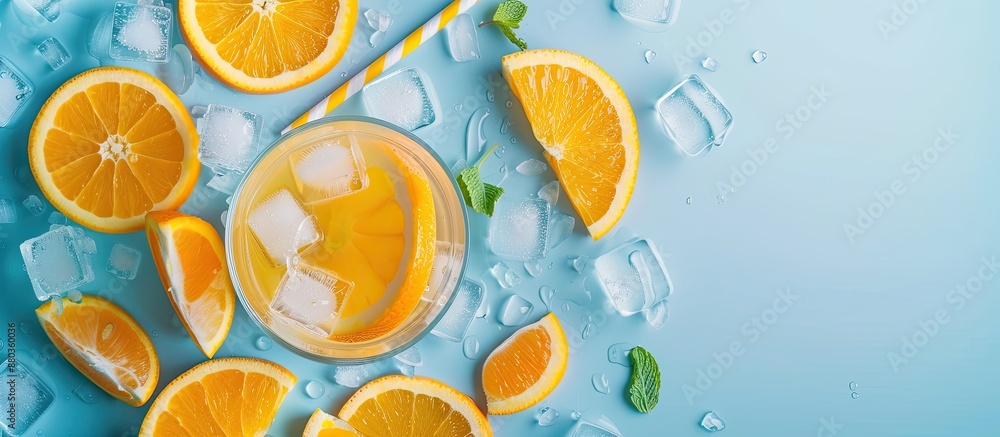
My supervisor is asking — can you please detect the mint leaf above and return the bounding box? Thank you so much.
[481,0,529,51]
[457,145,505,216]
[500,26,528,51]
[627,346,661,413]
[494,0,527,24]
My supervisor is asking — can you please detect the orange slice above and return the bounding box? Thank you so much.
[303,409,361,437]
[28,67,199,234]
[482,313,568,415]
[179,0,356,93]
[146,210,235,358]
[140,357,296,436]
[36,295,159,407]
[339,375,492,437]
[502,49,640,240]
[309,158,436,342]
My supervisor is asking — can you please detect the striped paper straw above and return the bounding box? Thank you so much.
[283,0,481,133]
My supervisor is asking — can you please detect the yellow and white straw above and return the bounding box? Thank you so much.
[283,0,481,133]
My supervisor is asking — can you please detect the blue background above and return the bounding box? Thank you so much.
[2,0,999,435]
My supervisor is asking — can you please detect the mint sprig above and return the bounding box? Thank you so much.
[480,0,528,51]
[627,346,661,413]
[457,144,505,216]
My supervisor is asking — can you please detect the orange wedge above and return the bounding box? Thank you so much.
[28,67,199,234]
[146,210,235,358]
[178,0,356,93]
[339,375,492,437]
[502,49,640,240]
[36,295,159,407]
[309,156,436,341]
[303,409,361,437]
[140,357,296,436]
[482,313,568,415]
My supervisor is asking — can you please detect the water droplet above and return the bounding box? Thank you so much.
[463,336,481,359]
[569,256,588,274]
[851,392,860,399]
[608,343,634,367]
[255,336,273,351]
[536,406,559,426]
[561,302,572,313]
[716,194,726,204]
[570,410,582,421]
[582,323,593,339]
[150,330,158,338]
[500,116,510,134]
[454,103,463,112]
[701,411,726,431]
[539,286,556,310]
[486,89,495,102]
[101,323,114,340]
[848,381,858,390]
[340,72,348,78]
[74,384,98,404]
[751,50,767,63]
[686,197,692,205]
[592,373,610,394]
[18,322,33,335]
[510,137,517,144]
[505,100,513,108]
[643,50,656,63]
[67,289,83,303]
[304,380,325,399]
[547,262,553,270]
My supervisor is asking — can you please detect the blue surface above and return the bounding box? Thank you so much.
[2,0,999,436]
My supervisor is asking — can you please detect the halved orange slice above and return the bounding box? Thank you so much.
[140,357,296,436]
[482,313,569,415]
[179,0,357,93]
[28,67,199,233]
[339,375,492,437]
[36,295,159,407]
[302,409,361,437]
[146,210,235,358]
[503,49,640,240]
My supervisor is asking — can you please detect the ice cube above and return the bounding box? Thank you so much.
[488,197,551,261]
[498,294,533,326]
[0,198,17,223]
[155,44,196,95]
[447,13,481,62]
[0,361,54,436]
[248,189,320,266]
[22,195,44,216]
[535,406,559,426]
[394,346,422,367]
[516,158,547,176]
[363,68,438,131]
[290,136,369,203]
[0,57,34,128]
[88,12,114,63]
[333,365,371,388]
[363,9,392,47]
[656,74,733,156]
[701,57,720,72]
[198,104,264,174]
[594,238,672,317]
[106,243,142,280]
[270,262,352,337]
[20,226,96,301]
[567,415,623,437]
[110,1,172,63]
[489,261,521,289]
[11,0,61,25]
[547,212,575,250]
[643,299,669,330]
[701,411,726,432]
[47,211,66,225]
[36,37,71,70]
[613,0,679,26]
[431,278,485,342]
[538,181,560,205]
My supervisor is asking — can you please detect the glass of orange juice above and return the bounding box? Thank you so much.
[226,117,468,363]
